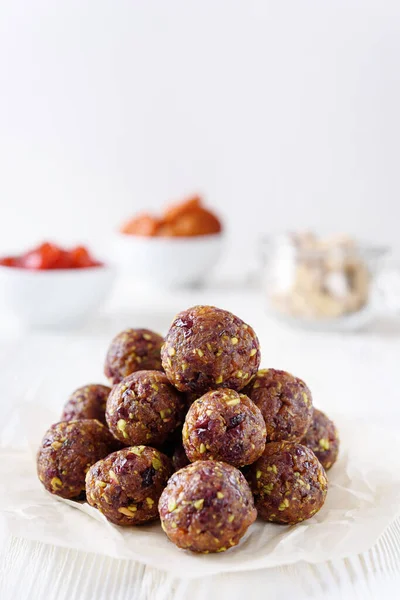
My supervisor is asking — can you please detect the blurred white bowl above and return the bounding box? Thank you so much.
[0,265,115,328]
[113,233,224,287]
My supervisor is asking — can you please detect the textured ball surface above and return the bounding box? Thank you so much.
[162,305,260,395]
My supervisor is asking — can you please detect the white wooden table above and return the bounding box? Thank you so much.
[1,282,399,599]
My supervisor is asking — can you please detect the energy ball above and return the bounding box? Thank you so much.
[243,369,313,442]
[183,389,266,467]
[106,370,186,446]
[104,328,164,384]
[86,446,172,526]
[161,305,261,395]
[37,419,117,499]
[159,461,256,553]
[61,384,111,424]
[247,442,328,524]
[301,408,339,470]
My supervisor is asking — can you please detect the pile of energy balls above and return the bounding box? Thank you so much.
[37,306,339,554]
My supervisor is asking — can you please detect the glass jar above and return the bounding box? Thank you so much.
[260,233,390,330]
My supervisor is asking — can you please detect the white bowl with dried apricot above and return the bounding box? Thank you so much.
[114,196,224,287]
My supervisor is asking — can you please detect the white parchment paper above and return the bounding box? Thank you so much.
[1,403,400,578]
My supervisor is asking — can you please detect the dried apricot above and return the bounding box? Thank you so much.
[120,214,160,236]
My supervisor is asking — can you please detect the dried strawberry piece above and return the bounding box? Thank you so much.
[0,242,102,270]
[0,256,17,267]
[21,242,62,270]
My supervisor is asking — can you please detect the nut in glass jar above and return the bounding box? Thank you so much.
[260,233,389,330]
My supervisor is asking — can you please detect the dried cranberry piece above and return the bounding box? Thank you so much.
[141,466,156,487]
[228,413,246,429]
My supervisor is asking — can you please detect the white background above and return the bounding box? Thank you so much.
[0,0,399,263]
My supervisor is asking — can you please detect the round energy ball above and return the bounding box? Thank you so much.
[161,305,261,395]
[37,420,117,499]
[106,370,186,446]
[86,446,172,525]
[61,384,111,424]
[159,461,257,553]
[104,328,164,384]
[183,389,266,467]
[301,408,339,470]
[243,369,313,442]
[247,442,328,524]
